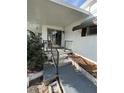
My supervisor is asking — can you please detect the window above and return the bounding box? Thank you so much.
[81,25,97,37]
[81,27,87,36]
[87,25,97,35]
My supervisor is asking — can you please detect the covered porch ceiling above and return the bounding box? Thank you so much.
[27,0,90,27]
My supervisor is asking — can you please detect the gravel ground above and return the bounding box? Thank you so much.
[27,85,40,93]
[27,84,48,93]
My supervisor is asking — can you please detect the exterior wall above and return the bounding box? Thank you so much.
[27,21,41,33]
[28,20,97,61]
[65,20,97,61]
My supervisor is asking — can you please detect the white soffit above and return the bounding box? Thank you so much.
[27,0,90,27]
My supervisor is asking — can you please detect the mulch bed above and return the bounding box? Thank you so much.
[68,53,97,78]
[29,76,43,86]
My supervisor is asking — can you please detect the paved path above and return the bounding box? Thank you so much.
[44,63,97,93]
[43,63,56,81]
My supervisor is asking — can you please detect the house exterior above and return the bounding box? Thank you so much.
[27,0,97,62]
[27,0,97,92]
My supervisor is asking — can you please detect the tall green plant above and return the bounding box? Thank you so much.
[27,30,47,71]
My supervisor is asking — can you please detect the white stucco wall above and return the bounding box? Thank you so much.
[27,21,41,33]
[65,20,97,61]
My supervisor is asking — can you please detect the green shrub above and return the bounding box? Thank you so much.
[27,30,47,71]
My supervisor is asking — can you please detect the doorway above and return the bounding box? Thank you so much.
[47,28,62,47]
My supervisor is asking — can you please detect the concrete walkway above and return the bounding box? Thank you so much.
[44,62,96,93]
[43,63,56,81]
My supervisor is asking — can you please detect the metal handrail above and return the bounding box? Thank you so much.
[50,42,59,74]
[49,41,64,93]
[64,40,73,50]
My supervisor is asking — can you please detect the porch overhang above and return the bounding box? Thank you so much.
[72,16,97,31]
[27,0,91,27]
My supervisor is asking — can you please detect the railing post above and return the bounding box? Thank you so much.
[56,49,59,75]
